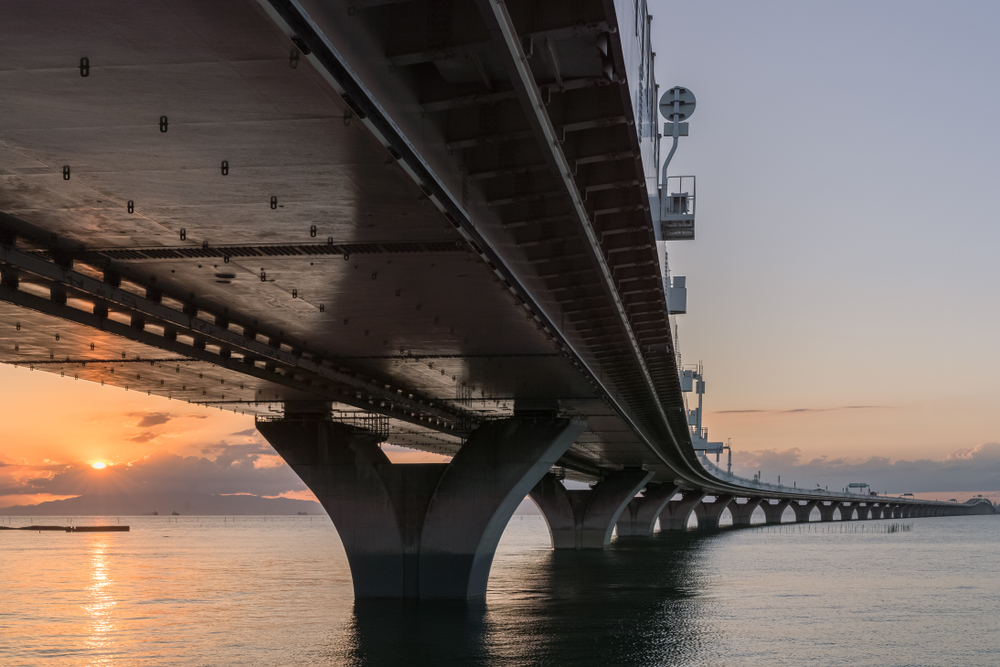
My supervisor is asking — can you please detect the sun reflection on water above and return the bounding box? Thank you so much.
[83,538,118,663]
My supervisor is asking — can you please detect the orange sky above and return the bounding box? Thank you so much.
[1,360,997,508]
[0,364,452,508]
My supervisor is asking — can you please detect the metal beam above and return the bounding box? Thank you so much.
[421,77,612,113]
[0,243,470,428]
[387,22,612,67]
[60,240,466,263]
[471,0,680,464]
[0,282,469,437]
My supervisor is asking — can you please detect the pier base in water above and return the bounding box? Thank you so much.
[528,468,652,549]
[258,416,584,599]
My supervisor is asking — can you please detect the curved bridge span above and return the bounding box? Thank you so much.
[1,0,994,598]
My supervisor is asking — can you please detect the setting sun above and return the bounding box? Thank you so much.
[91,462,106,470]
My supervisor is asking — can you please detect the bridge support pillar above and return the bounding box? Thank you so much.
[660,490,708,530]
[792,500,820,523]
[857,505,871,520]
[257,416,584,599]
[818,501,840,522]
[615,483,680,537]
[761,499,793,524]
[841,504,857,521]
[729,498,764,527]
[529,468,653,549]
[699,495,735,529]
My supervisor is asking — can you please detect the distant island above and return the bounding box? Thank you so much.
[0,492,325,516]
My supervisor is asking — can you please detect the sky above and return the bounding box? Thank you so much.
[653,0,1000,497]
[2,1,1000,506]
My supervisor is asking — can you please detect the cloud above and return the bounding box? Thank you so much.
[0,443,307,501]
[230,428,258,437]
[716,405,889,415]
[128,432,160,443]
[129,412,173,427]
[200,441,275,468]
[730,442,1000,493]
[0,452,24,466]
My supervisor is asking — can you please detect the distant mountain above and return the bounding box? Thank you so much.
[0,492,324,516]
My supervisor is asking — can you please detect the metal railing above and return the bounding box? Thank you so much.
[256,411,389,440]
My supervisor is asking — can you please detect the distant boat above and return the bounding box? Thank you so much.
[171,511,180,516]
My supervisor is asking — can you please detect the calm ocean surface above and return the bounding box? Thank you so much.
[1,514,997,667]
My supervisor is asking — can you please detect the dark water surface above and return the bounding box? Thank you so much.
[1,514,997,666]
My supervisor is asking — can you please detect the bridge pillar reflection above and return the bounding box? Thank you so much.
[529,468,653,549]
[729,498,764,527]
[257,415,584,599]
[660,490,708,530]
[615,483,680,537]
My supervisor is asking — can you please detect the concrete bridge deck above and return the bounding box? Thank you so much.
[1,0,994,598]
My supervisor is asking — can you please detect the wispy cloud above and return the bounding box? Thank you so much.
[716,405,890,415]
[129,411,173,427]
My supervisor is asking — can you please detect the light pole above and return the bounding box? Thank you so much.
[659,86,696,187]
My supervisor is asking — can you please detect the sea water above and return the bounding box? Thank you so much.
[1,514,997,666]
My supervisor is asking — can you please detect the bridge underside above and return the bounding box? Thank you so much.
[0,0,683,481]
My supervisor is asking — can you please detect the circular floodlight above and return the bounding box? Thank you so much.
[659,87,696,121]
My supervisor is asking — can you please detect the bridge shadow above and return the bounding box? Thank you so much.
[331,530,722,666]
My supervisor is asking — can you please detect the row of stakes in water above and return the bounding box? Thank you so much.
[754,523,912,534]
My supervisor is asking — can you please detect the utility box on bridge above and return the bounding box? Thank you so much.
[659,175,696,241]
[680,369,695,392]
[666,275,687,314]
